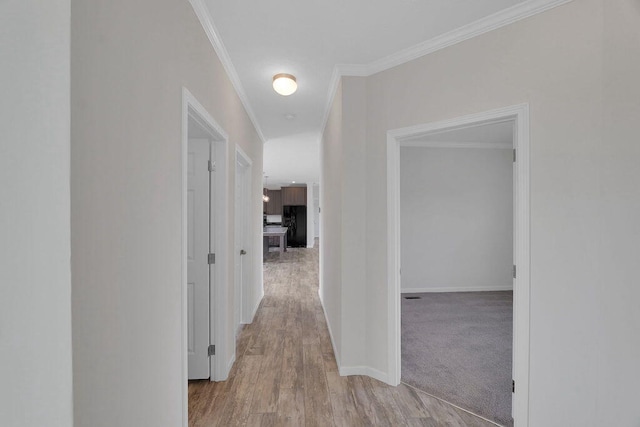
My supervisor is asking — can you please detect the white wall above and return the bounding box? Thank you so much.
[400,147,513,292]
[306,182,314,247]
[70,0,263,425]
[319,80,343,363]
[596,1,640,425]
[322,0,640,424]
[320,77,370,374]
[0,1,73,426]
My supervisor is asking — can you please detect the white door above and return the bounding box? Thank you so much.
[188,138,211,380]
[234,166,242,328]
[234,158,249,327]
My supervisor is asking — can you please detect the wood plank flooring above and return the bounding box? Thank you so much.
[188,244,496,426]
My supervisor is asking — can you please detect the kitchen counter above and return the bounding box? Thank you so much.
[263,227,288,258]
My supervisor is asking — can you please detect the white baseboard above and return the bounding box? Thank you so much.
[402,285,513,293]
[319,291,341,368]
[339,366,389,384]
[243,290,263,324]
[319,290,393,386]
[214,352,236,382]
[225,353,236,378]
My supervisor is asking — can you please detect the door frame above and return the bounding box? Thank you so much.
[386,103,530,426]
[234,145,253,328]
[181,88,230,425]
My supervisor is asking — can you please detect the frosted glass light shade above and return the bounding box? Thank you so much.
[272,73,297,96]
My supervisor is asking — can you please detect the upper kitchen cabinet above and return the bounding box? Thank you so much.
[282,186,306,206]
[264,189,282,214]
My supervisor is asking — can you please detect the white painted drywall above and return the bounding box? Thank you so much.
[70,1,263,425]
[319,80,343,362]
[321,76,372,376]
[322,0,640,424]
[595,1,640,425]
[0,1,73,426]
[400,147,513,292]
[338,77,368,370]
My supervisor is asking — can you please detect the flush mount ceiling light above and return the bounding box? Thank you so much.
[272,73,297,96]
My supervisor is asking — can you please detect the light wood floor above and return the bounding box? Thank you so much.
[188,244,496,426]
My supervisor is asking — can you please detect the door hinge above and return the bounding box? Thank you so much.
[208,344,215,357]
[208,253,215,264]
[512,379,515,393]
[513,265,517,279]
[513,149,516,162]
[208,160,215,172]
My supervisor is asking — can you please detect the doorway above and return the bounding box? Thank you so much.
[399,120,514,425]
[386,104,530,425]
[181,88,230,424]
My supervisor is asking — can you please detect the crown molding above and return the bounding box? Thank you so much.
[318,62,373,138]
[348,0,574,77]
[318,66,342,139]
[320,0,573,138]
[188,0,266,144]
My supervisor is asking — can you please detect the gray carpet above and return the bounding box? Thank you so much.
[402,291,513,427]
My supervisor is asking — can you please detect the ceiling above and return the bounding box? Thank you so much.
[199,0,535,187]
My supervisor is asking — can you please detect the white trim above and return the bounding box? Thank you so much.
[236,323,244,337]
[181,89,189,427]
[226,353,236,377]
[354,0,572,77]
[387,103,531,427]
[319,66,342,140]
[402,286,513,293]
[321,0,572,136]
[386,133,402,387]
[339,366,388,384]
[244,287,263,325]
[319,292,341,370]
[400,141,512,150]
[188,0,266,144]
[182,88,232,426]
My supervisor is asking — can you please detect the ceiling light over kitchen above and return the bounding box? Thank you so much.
[273,73,297,96]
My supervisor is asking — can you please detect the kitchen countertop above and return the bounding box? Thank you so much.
[263,226,287,235]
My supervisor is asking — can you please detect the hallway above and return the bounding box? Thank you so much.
[188,245,495,426]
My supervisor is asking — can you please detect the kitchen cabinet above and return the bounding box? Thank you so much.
[263,189,282,214]
[282,186,306,206]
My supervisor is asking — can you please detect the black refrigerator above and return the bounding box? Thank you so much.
[282,205,307,247]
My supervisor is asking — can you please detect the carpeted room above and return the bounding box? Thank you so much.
[399,122,515,426]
